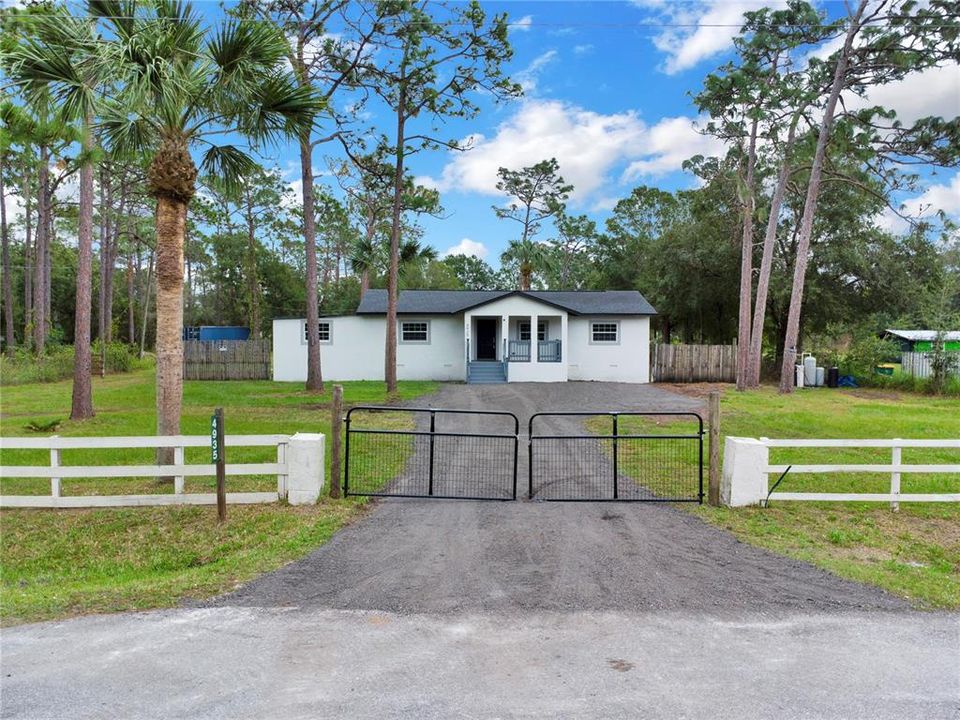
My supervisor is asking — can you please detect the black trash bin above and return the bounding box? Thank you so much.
[827,366,839,388]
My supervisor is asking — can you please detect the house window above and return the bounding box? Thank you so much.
[400,321,430,343]
[519,321,547,341]
[591,322,619,343]
[304,321,332,344]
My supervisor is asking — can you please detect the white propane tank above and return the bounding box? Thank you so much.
[816,367,825,387]
[795,364,805,388]
[803,355,817,386]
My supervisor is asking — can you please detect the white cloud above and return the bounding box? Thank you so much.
[442,238,489,259]
[848,65,960,126]
[573,44,594,56]
[511,15,533,32]
[515,50,558,93]
[638,0,787,75]
[878,173,960,234]
[428,99,646,201]
[622,115,727,178]
[426,100,727,204]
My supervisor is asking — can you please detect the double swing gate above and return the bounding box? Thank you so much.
[344,406,703,503]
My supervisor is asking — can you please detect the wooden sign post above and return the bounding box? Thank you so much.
[330,385,343,499]
[211,408,226,522]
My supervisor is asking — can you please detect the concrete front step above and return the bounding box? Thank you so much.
[467,362,506,384]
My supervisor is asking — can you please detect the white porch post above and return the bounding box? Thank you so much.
[560,313,569,380]
[531,313,539,365]
[501,315,508,361]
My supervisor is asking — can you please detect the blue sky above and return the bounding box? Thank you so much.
[273,0,952,267]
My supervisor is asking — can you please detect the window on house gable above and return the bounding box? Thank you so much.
[591,322,618,343]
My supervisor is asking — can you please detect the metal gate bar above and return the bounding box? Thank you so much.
[344,406,519,500]
[528,412,704,502]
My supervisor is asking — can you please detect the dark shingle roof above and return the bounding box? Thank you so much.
[355,289,656,316]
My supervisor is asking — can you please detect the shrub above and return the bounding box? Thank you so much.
[0,343,148,386]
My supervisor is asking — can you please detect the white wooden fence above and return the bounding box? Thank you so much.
[722,437,960,508]
[0,433,324,508]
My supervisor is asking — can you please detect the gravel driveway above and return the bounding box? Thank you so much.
[216,382,905,614]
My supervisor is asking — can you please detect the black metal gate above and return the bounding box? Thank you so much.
[528,412,703,502]
[344,406,519,500]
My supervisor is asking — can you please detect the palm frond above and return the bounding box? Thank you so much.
[236,72,321,145]
[98,105,155,159]
[199,144,258,195]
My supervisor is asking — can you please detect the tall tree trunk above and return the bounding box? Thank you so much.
[778,1,866,393]
[22,167,33,348]
[747,113,799,388]
[245,191,261,340]
[520,263,532,291]
[104,177,127,345]
[735,118,759,391]
[32,146,49,354]
[98,165,110,342]
[70,124,96,420]
[1,152,15,355]
[139,250,153,359]
[44,197,52,341]
[155,196,186,452]
[127,248,136,343]
[385,83,407,395]
[300,135,323,391]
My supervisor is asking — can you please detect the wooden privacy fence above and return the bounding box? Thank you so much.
[901,351,960,379]
[183,339,271,380]
[651,343,737,382]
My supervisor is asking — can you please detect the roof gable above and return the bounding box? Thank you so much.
[355,289,657,316]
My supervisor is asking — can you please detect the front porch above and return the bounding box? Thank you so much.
[464,299,568,383]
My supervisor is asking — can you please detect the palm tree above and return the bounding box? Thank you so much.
[7,8,103,419]
[501,239,554,291]
[95,1,318,447]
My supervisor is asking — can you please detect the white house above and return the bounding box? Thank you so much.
[272,289,656,383]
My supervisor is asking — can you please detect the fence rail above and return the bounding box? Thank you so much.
[0,434,292,508]
[722,436,959,508]
[651,343,736,382]
[183,339,271,380]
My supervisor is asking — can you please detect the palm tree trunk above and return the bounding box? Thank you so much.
[155,195,186,457]
[735,118,759,391]
[520,263,532,291]
[70,123,95,420]
[778,0,866,393]
[1,151,15,356]
[747,113,799,388]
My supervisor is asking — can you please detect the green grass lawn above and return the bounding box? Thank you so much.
[0,370,436,625]
[616,386,960,609]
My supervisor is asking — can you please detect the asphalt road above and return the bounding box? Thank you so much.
[2,383,958,719]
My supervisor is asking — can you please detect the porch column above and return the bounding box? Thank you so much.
[501,315,508,361]
[560,313,569,380]
[530,313,539,365]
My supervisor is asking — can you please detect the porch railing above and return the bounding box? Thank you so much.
[538,339,562,362]
[508,340,531,362]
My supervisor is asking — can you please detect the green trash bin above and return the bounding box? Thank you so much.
[875,364,895,376]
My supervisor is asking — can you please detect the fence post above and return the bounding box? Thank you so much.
[612,413,619,500]
[50,436,61,498]
[330,385,343,499]
[214,408,226,523]
[708,392,721,506]
[277,441,288,500]
[174,446,185,494]
[428,410,436,496]
[891,441,901,512]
